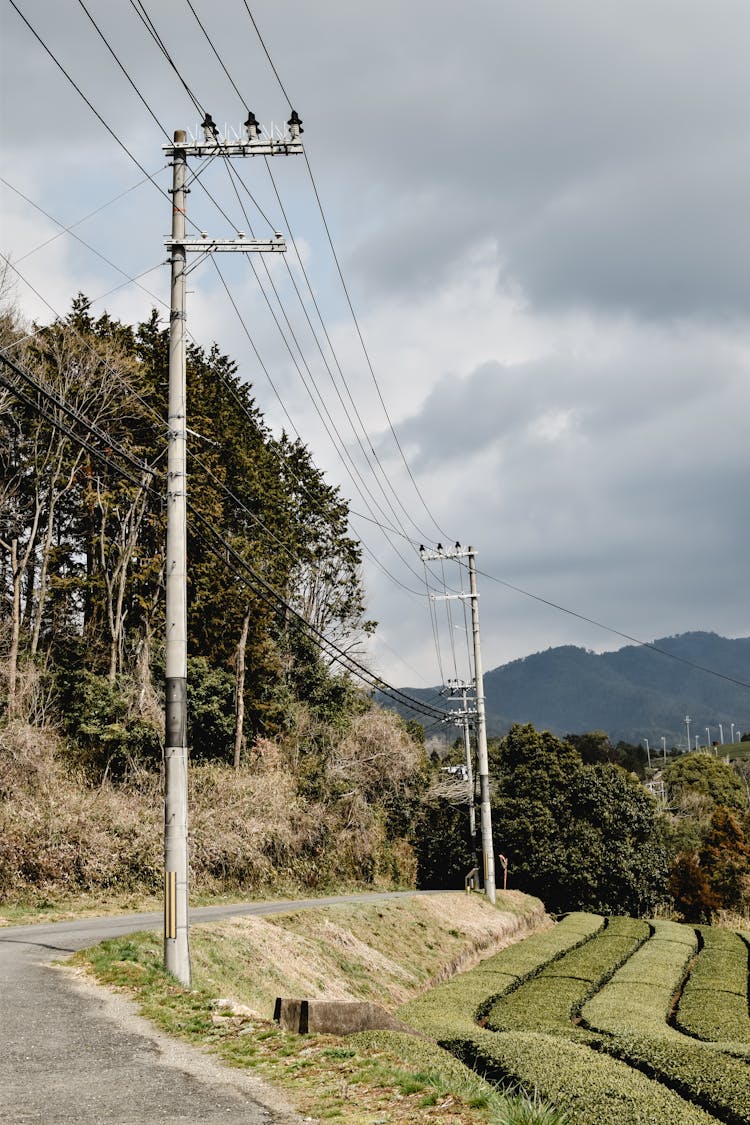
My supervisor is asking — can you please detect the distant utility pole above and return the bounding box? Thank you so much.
[685,715,692,752]
[422,544,496,904]
[163,113,303,986]
[442,678,477,849]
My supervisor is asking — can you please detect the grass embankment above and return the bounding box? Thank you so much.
[74,890,551,1124]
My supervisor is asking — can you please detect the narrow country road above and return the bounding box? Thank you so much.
[0,892,417,1124]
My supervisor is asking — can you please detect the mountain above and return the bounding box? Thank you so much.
[384,632,750,746]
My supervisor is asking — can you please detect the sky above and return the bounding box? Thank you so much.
[1,0,748,692]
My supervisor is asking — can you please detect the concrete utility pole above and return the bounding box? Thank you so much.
[467,546,497,904]
[461,688,477,841]
[164,132,190,986]
[442,678,477,856]
[422,545,496,904]
[163,115,303,986]
[685,715,692,753]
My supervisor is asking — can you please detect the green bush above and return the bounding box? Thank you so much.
[674,927,750,1048]
[451,1030,718,1125]
[485,916,650,1033]
[581,921,750,1121]
[582,920,696,1036]
[601,1031,750,1124]
[400,913,603,1041]
[55,670,162,778]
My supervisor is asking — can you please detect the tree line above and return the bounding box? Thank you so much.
[1,294,372,771]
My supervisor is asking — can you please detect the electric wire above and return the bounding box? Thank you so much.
[191,317,427,598]
[174,0,451,552]
[475,564,750,692]
[7,0,176,210]
[231,159,426,545]
[423,556,445,688]
[56,0,443,596]
[128,0,205,118]
[216,173,421,558]
[9,172,160,266]
[176,8,430,555]
[459,560,474,681]
[75,0,171,142]
[237,4,450,541]
[0,186,171,317]
[208,253,433,595]
[440,553,461,686]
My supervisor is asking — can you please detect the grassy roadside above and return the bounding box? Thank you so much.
[71,891,560,1124]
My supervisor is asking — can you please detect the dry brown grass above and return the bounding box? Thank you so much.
[0,714,423,906]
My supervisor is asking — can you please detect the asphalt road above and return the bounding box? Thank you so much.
[0,892,416,1124]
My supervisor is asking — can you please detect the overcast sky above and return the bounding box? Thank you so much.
[1,0,748,691]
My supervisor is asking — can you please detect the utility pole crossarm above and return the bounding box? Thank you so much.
[163,111,304,159]
[163,139,304,158]
[165,237,287,253]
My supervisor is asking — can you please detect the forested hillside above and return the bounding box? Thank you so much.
[392,633,750,745]
[0,296,437,901]
[1,295,372,764]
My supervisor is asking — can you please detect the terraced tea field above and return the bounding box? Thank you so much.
[399,912,750,1124]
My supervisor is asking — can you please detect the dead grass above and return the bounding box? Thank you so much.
[0,719,419,906]
[187,893,547,1020]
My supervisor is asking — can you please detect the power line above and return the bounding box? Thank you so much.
[208,255,436,594]
[141,7,453,588]
[175,6,429,553]
[9,171,160,266]
[174,7,432,546]
[128,0,205,117]
[7,0,174,208]
[474,563,750,693]
[0,187,171,316]
[36,0,446,599]
[239,3,451,542]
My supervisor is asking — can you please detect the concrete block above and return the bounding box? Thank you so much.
[273,997,424,1037]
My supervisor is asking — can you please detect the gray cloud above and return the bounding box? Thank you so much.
[2,0,748,683]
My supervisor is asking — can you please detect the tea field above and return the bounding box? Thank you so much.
[399,912,750,1124]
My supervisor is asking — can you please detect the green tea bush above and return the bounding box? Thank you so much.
[453,1030,718,1125]
[675,927,750,1047]
[485,916,650,1033]
[400,913,603,1040]
[581,922,750,1122]
[601,1032,750,1124]
[582,919,697,1036]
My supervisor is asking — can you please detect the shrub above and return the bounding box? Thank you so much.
[675,927,750,1048]
[452,1030,717,1125]
[400,913,603,1041]
[485,916,650,1033]
[582,920,696,1036]
[600,1032,750,1124]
